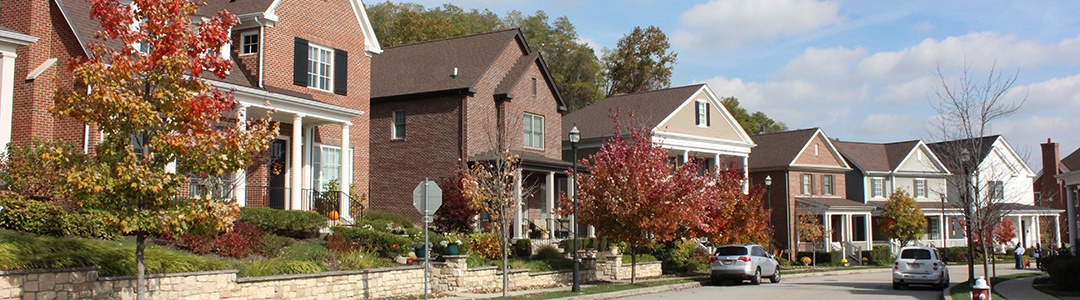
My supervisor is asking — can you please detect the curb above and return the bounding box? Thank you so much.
[943,282,957,300]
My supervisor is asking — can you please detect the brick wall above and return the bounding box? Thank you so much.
[502,60,562,161]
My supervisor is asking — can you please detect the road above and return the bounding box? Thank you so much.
[615,264,1040,300]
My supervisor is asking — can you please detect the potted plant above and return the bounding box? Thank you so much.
[441,239,463,255]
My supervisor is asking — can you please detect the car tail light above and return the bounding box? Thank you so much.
[738,256,751,262]
[710,257,719,263]
[894,262,899,270]
[933,262,938,270]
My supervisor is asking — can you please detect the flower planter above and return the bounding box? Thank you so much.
[447,244,459,255]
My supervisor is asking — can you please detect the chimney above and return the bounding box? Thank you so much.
[1041,138,1060,202]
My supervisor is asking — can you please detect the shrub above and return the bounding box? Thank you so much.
[860,247,894,266]
[329,226,410,258]
[466,255,496,268]
[468,232,504,260]
[797,251,842,264]
[0,138,88,202]
[0,230,230,276]
[513,239,532,258]
[281,242,333,262]
[61,208,121,240]
[532,245,564,261]
[240,259,327,277]
[339,250,395,270]
[1044,255,1080,290]
[258,234,295,258]
[362,210,414,229]
[623,253,659,263]
[558,237,599,251]
[239,207,328,239]
[214,221,265,259]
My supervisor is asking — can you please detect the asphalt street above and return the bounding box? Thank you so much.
[614,264,1040,300]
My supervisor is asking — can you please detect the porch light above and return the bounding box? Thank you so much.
[765,175,772,186]
[569,125,580,144]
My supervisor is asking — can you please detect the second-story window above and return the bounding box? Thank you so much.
[523,113,544,149]
[802,174,814,194]
[308,43,333,91]
[293,38,348,95]
[392,110,406,139]
[914,179,927,198]
[695,100,710,127]
[822,174,834,195]
[241,32,259,55]
[872,178,884,198]
[988,181,1004,200]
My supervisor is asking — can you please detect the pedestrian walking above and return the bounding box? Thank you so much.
[1034,243,1042,270]
[1014,246,1025,269]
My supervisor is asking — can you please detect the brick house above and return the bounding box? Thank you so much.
[369,29,570,236]
[0,0,382,220]
[1034,138,1080,246]
[748,128,872,260]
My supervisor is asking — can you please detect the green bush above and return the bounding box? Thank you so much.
[239,207,327,239]
[558,237,599,251]
[258,234,295,258]
[860,247,894,265]
[329,226,410,258]
[1044,255,1080,290]
[649,240,709,274]
[339,250,395,270]
[532,245,564,261]
[239,259,327,277]
[514,239,532,258]
[797,251,843,265]
[362,210,414,229]
[280,243,332,262]
[466,255,496,268]
[623,253,659,263]
[0,193,120,239]
[467,232,504,260]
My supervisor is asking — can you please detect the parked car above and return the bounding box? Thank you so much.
[709,244,780,285]
[893,246,950,290]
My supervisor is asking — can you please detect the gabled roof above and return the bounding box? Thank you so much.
[926,135,999,170]
[198,0,277,16]
[371,29,525,100]
[493,52,567,111]
[1062,147,1080,173]
[197,0,382,54]
[562,84,705,139]
[747,128,824,169]
[834,140,933,172]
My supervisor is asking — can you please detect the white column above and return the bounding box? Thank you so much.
[713,153,720,171]
[587,225,595,238]
[1017,215,1024,248]
[939,213,947,248]
[742,156,749,193]
[823,213,832,250]
[0,51,17,155]
[569,175,576,239]
[339,122,351,220]
[682,150,689,164]
[233,106,248,206]
[865,214,873,250]
[513,168,523,239]
[1054,215,1061,248]
[1034,215,1041,247]
[290,114,304,210]
[546,171,555,237]
[845,214,852,243]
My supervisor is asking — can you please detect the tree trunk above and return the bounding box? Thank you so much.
[630,245,637,284]
[500,212,509,297]
[981,240,991,287]
[136,232,147,300]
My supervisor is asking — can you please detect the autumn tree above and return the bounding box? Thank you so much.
[881,189,927,246]
[433,174,478,233]
[721,97,788,134]
[601,26,678,96]
[796,208,824,266]
[462,150,533,296]
[50,0,277,298]
[705,170,771,246]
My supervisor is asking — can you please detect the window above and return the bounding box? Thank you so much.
[523,113,544,149]
[914,179,927,198]
[392,110,406,139]
[1034,192,1042,201]
[695,100,710,127]
[988,181,1004,200]
[822,175,834,195]
[872,178,884,198]
[802,174,814,194]
[531,78,537,95]
[312,145,341,191]
[925,217,940,240]
[307,43,333,91]
[240,32,259,55]
[900,249,932,259]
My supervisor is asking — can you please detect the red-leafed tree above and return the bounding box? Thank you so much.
[562,113,760,283]
[50,0,277,298]
[434,174,479,233]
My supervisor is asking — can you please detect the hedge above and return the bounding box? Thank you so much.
[860,247,895,265]
[797,251,843,264]
[328,226,410,258]
[1043,255,1080,290]
[0,192,120,239]
[239,207,328,239]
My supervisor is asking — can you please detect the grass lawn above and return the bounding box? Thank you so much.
[481,277,706,300]
[1032,284,1080,298]
[948,272,1044,300]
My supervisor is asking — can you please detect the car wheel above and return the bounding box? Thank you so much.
[892,282,901,290]
[750,268,761,285]
[770,268,781,283]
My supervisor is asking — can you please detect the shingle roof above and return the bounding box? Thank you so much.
[371,29,523,99]
[926,135,1000,173]
[834,140,921,172]
[561,84,704,140]
[796,197,876,210]
[494,52,540,96]
[1061,147,1080,173]
[747,128,820,169]
[198,0,275,17]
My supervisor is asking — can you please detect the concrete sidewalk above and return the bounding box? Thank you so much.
[994,276,1057,300]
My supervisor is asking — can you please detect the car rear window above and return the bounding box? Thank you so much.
[715,247,748,256]
[900,249,932,259]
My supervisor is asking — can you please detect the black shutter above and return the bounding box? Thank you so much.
[293,38,308,87]
[706,103,711,126]
[333,49,348,95]
[694,102,701,125]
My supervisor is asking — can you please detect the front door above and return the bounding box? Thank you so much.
[268,139,288,210]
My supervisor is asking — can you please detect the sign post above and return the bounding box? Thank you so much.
[413,178,442,300]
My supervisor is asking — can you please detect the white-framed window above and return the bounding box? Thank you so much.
[871,178,884,198]
[392,110,406,139]
[312,144,341,191]
[696,100,708,127]
[523,113,544,149]
[822,174,834,195]
[307,43,333,91]
[241,32,259,55]
[988,181,1005,200]
[802,174,814,195]
[914,179,927,198]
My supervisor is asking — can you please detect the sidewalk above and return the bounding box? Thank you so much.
[995,276,1057,300]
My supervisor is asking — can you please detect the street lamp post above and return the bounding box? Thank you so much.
[569,125,581,293]
[961,149,975,285]
[765,175,773,253]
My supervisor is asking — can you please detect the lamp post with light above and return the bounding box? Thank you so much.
[569,125,581,293]
[765,175,773,253]
[960,148,975,285]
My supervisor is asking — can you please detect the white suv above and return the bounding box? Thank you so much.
[892,246,949,290]
[709,244,780,285]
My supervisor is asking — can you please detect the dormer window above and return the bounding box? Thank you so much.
[695,100,710,127]
[241,32,259,55]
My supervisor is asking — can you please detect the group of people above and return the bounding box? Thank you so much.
[1014,243,1074,270]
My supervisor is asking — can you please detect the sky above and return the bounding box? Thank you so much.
[393,0,1080,170]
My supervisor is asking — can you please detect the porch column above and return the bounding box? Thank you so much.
[845,214,852,243]
[513,168,522,239]
[682,150,689,164]
[546,171,555,237]
[1034,215,1040,247]
[1070,185,1078,255]
[713,153,720,171]
[588,225,595,238]
[339,122,351,220]
[233,105,248,206]
[1054,214,1061,248]
[743,156,749,193]
[1017,215,1024,248]
[865,213,873,250]
[0,51,17,155]
[823,213,832,251]
[290,114,304,210]
[939,213,946,248]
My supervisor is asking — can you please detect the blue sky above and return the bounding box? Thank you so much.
[398,0,1080,168]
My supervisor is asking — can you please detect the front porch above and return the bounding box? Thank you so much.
[796,198,876,261]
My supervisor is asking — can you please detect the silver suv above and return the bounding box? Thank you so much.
[892,246,949,290]
[709,244,780,285]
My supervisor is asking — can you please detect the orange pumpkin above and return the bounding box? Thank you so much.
[329,211,340,221]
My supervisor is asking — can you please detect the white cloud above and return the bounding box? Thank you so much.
[912,21,933,34]
[875,77,936,105]
[854,114,921,137]
[778,46,866,81]
[671,0,842,51]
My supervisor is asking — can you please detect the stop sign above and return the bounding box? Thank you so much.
[413,179,442,216]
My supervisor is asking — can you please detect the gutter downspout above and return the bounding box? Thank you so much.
[254,17,266,88]
[84,85,92,153]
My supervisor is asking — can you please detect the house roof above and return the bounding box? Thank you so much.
[834,140,922,172]
[197,0,277,17]
[1061,147,1080,173]
[796,197,876,211]
[371,29,524,99]
[561,84,705,140]
[926,135,1000,173]
[747,128,820,169]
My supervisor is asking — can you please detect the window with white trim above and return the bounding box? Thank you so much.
[914,179,927,198]
[696,101,708,127]
[802,174,814,195]
[822,175,834,195]
[241,32,259,55]
[392,110,406,139]
[872,178,884,198]
[307,43,333,91]
[312,144,341,191]
[988,181,1004,200]
[523,113,544,149]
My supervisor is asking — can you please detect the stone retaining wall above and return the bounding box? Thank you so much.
[0,254,662,299]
